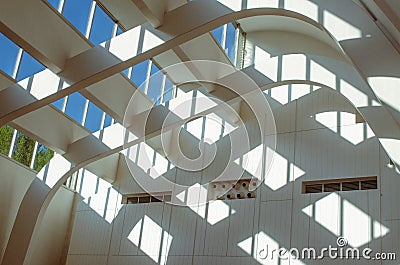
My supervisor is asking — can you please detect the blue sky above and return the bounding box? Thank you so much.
[0,0,236,133]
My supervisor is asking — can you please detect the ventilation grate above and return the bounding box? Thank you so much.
[303,176,377,194]
[122,192,172,204]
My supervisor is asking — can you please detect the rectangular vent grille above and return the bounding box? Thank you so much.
[122,192,172,204]
[302,176,377,194]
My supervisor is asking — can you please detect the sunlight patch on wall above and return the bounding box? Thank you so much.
[285,0,318,22]
[265,84,313,105]
[217,0,242,11]
[128,215,173,263]
[186,113,236,144]
[340,79,368,108]
[207,200,234,225]
[127,142,173,179]
[239,231,306,264]
[302,193,389,247]
[240,144,264,180]
[254,47,278,82]
[316,112,338,133]
[265,147,305,190]
[323,10,362,41]
[247,0,279,9]
[282,54,307,80]
[255,231,280,265]
[310,60,336,88]
[236,146,305,190]
[368,77,400,112]
[315,111,374,145]
[291,84,313,101]
[175,183,208,219]
[75,169,122,223]
[270,85,290,105]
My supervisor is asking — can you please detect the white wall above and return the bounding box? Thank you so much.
[65,85,400,265]
[0,155,76,265]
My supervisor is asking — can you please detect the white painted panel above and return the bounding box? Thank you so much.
[380,147,400,220]
[308,193,341,249]
[167,206,198,255]
[69,210,112,255]
[381,220,400,264]
[256,200,292,263]
[340,191,370,248]
[227,199,256,256]
[66,254,107,265]
[291,194,311,251]
[119,204,146,255]
[203,200,231,256]
[262,132,296,202]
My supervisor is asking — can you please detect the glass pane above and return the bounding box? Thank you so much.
[0,125,13,155]
[117,27,123,36]
[148,63,163,102]
[16,51,45,81]
[84,102,103,132]
[65,93,87,123]
[11,132,36,167]
[131,60,149,89]
[122,67,130,77]
[47,0,60,9]
[34,144,54,172]
[89,5,114,45]
[52,97,65,110]
[163,78,174,103]
[212,26,224,45]
[0,33,19,76]
[62,0,93,35]
[103,114,112,128]
[225,23,236,62]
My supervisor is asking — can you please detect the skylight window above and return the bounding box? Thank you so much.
[89,5,115,45]
[16,51,46,81]
[0,33,20,77]
[62,0,93,35]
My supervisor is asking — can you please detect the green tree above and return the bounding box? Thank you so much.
[0,126,54,172]
[0,125,13,155]
[12,132,36,167]
[34,144,54,172]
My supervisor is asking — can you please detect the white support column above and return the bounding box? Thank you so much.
[112,23,118,38]
[221,24,228,50]
[160,74,167,103]
[8,129,17,158]
[61,96,68,112]
[57,0,65,13]
[100,111,106,130]
[81,99,90,126]
[233,23,239,66]
[12,48,23,80]
[85,1,96,39]
[144,60,152,95]
[30,141,39,169]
